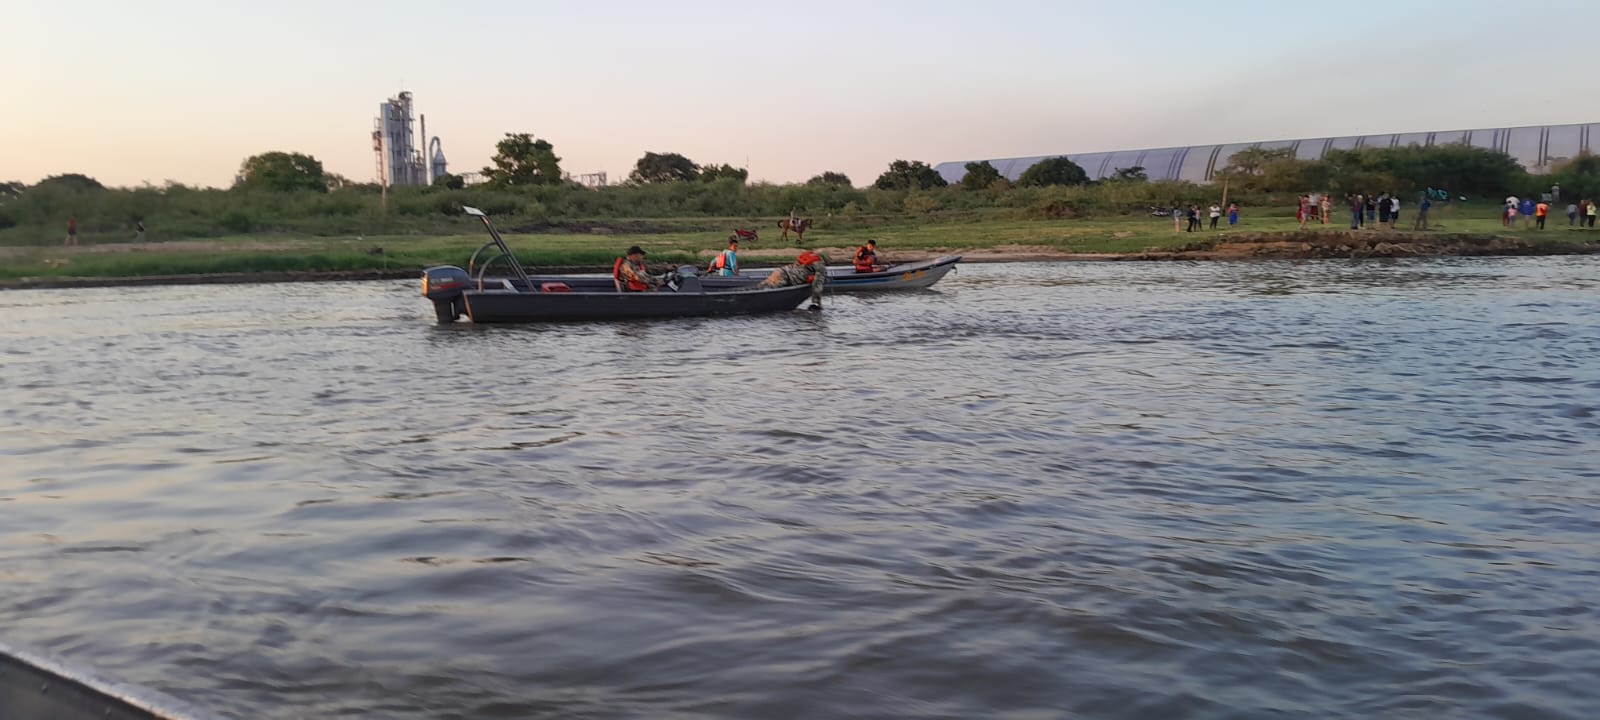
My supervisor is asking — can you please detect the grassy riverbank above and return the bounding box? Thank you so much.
[3,205,1597,284]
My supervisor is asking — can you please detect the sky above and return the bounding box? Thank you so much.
[4,0,1598,189]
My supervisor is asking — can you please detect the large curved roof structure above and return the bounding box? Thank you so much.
[934,122,1599,185]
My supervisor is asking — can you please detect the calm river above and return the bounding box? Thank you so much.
[3,258,1599,719]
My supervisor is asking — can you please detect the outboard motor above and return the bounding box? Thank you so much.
[671,265,703,293]
[421,265,470,323]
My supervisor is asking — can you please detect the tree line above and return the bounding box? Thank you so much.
[3,135,1596,244]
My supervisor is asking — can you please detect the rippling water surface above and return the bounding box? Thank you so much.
[3,258,1600,719]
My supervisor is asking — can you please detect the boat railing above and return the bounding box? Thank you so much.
[462,206,534,292]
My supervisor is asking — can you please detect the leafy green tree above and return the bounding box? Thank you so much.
[807,171,853,187]
[960,161,1003,190]
[0,181,24,201]
[873,160,947,191]
[239,152,327,193]
[1017,156,1089,187]
[630,152,700,183]
[432,173,466,190]
[34,173,107,193]
[482,133,563,187]
[1109,166,1149,183]
[699,163,749,184]
[1548,151,1600,200]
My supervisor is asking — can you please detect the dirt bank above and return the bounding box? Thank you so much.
[4,233,1594,290]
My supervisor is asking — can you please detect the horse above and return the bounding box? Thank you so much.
[778,217,813,245]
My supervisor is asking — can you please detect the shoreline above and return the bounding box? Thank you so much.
[2,232,1596,290]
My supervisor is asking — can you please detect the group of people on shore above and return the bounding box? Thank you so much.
[1502,196,1600,229]
[1174,203,1239,232]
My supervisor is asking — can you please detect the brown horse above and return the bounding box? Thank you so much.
[778,217,812,245]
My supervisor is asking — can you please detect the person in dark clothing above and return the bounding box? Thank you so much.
[1185,205,1199,232]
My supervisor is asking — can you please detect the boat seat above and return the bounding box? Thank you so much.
[675,275,703,293]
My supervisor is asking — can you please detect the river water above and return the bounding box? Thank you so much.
[2,258,1598,719]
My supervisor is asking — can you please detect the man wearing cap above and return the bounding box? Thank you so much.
[613,245,662,292]
[758,249,827,310]
[707,237,739,276]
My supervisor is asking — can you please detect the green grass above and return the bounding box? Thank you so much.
[3,204,1594,281]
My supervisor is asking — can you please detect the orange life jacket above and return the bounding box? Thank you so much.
[709,250,732,272]
[854,245,877,272]
[614,257,649,292]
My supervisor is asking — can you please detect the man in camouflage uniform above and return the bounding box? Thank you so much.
[759,250,827,309]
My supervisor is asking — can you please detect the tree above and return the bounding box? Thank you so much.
[1016,156,1089,187]
[807,172,853,187]
[323,173,355,192]
[0,181,23,201]
[630,152,699,183]
[1109,166,1149,183]
[432,173,466,190]
[482,133,563,187]
[34,173,107,193]
[699,163,749,184]
[960,161,1003,190]
[238,152,326,193]
[1216,148,1316,192]
[873,160,947,191]
[1547,151,1600,200]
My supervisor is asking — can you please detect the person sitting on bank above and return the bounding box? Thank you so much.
[854,239,886,273]
[613,245,662,292]
[707,237,739,276]
[759,249,827,309]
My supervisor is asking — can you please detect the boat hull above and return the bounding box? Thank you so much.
[702,255,961,292]
[460,283,814,322]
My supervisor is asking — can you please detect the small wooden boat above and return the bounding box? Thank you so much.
[706,255,962,292]
[512,255,961,296]
[422,207,815,323]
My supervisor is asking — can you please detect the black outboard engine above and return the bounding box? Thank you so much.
[421,265,470,323]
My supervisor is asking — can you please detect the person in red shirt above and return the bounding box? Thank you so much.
[1534,200,1549,230]
[65,217,78,246]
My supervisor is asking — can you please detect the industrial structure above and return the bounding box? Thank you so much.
[372,91,449,187]
[935,122,1600,185]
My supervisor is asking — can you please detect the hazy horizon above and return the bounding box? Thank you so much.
[7,0,1598,189]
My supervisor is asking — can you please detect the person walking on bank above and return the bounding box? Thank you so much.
[1185,205,1199,232]
[1569,202,1581,226]
[1172,206,1182,233]
[1389,195,1400,229]
[65,217,78,246]
[1227,202,1239,228]
[1349,194,1363,230]
[1587,199,1597,228]
[1377,192,1391,227]
[1208,203,1222,230]
[1535,199,1549,230]
[1414,194,1432,231]
[1319,194,1332,225]
[134,219,146,243]
[1519,197,1536,229]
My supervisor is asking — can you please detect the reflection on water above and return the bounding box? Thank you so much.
[3,257,1600,719]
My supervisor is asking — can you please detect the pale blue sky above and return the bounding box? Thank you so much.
[4,0,1596,188]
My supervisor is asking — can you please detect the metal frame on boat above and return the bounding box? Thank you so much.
[421,207,815,323]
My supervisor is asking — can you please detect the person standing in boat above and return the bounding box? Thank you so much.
[759,249,827,310]
[707,237,739,276]
[613,245,662,292]
[853,239,885,273]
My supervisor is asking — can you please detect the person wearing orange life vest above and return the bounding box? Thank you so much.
[612,245,662,292]
[853,239,885,273]
[707,237,739,276]
[759,249,828,310]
